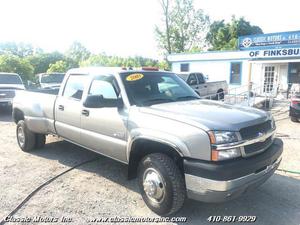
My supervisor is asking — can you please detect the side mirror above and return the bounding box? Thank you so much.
[83,95,123,108]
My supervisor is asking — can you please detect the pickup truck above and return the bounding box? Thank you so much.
[177,72,228,100]
[0,72,25,108]
[35,72,65,89]
[13,67,283,215]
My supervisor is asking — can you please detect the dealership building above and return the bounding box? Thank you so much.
[168,30,300,94]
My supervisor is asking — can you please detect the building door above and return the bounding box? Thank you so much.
[263,65,279,94]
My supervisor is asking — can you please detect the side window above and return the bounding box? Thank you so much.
[89,76,117,99]
[180,63,189,72]
[197,73,205,84]
[63,75,86,100]
[230,62,242,84]
[187,74,197,85]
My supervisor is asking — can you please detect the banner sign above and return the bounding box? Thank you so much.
[248,47,300,58]
[239,31,300,50]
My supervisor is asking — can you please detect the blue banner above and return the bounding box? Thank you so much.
[239,31,300,50]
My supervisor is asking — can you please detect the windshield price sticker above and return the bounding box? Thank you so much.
[126,73,144,81]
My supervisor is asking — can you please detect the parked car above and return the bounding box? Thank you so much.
[177,72,228,99]
[290,94,300,122]
[0,72,25,108]
[36,73,65,89]
[13,67,282,215]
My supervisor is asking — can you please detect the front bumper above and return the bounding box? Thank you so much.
[184,138,283,203]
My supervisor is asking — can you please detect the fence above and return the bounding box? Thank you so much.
[201,83,279,108]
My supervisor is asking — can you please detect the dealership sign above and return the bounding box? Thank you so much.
[239,31,300,50]
[249,47,300,58]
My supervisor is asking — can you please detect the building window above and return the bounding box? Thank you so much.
[180,63,189,72]
[288,62,300,83]
[230,62,242,84]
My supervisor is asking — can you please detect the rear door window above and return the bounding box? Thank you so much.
[63,75,87,100]
[196,73,205,84]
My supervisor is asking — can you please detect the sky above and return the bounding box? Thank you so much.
[0,0,299,59]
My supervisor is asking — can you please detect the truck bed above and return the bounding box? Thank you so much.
[13,89,58,134]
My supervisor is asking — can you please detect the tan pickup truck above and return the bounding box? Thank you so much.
[13,67,282,215]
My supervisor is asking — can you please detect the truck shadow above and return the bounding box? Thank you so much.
[0,107,13,122]
[31,139,300,225]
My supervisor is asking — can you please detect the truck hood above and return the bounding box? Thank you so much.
[0,84,25,90]
[139,100,270,131]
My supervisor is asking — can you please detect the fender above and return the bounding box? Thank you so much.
[126,128,191,162]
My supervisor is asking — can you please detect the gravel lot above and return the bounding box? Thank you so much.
[0,105,300,225]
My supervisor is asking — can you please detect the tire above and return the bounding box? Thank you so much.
[217,90,224,100]
[138,153,186,216]
[35,134,46,149]
[291,116,298,122]
[16,120,36,152]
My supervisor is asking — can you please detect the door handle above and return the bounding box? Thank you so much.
[58,105,64,111]
[195,86,199,89]
[204,85,207,88]
[82,109,90,116]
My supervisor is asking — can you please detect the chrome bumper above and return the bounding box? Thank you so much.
[185,156,281,203]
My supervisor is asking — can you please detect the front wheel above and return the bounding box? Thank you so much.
[138,153,186,216]
[16,120,36,152]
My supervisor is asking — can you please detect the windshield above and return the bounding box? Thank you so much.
[40,73,65,84]
[0,74,23,84]
[120,71,200,106]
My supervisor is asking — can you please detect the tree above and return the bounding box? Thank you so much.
[47,60,70,73]
[80,54,160,68]
[27,52,65,74]
[66,41,90,65]
[155,0,210,54]
[0,54,34,81]
[206,16,263,50]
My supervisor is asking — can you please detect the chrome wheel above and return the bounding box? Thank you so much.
[17,126,25,147]
[143,168,165,203]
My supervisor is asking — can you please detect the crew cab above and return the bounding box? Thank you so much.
[0,72,25,108]
[177,72,228,99]
[13,67,283,215]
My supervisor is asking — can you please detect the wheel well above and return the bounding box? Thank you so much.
[13,108,24,124]
[217,88,224,93]
[127,139,183,179]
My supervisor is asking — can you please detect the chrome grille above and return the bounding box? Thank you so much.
[0,90,15,99]
[239,120,272,140]
[244,136,273,155]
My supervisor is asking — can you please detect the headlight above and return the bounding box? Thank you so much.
[208,131,241,161]
[208,131,238,145]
